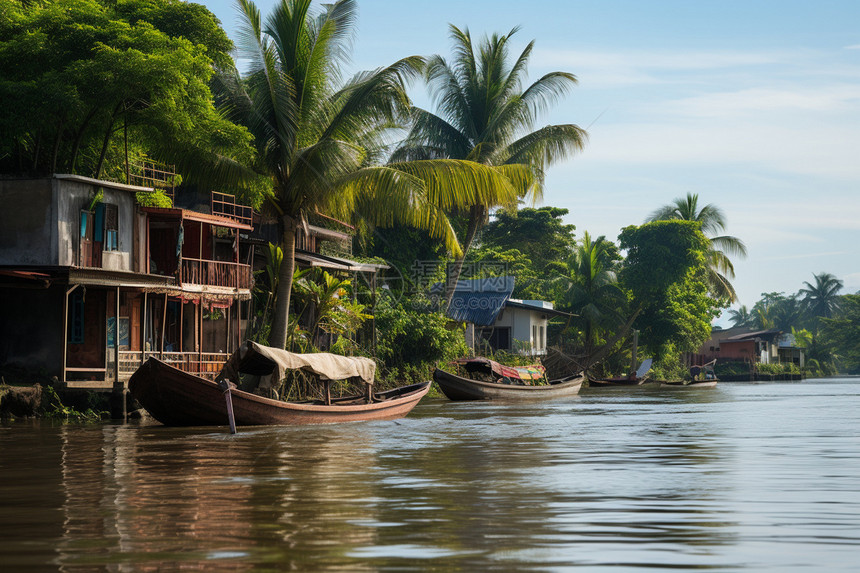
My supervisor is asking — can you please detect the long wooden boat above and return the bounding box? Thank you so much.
[433,365,584,401]
[129,342,429,427]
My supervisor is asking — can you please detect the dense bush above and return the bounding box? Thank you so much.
[374,295,468,384]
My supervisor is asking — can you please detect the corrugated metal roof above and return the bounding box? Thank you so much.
[433,276,515,326]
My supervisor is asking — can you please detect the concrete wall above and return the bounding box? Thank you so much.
[0,177,136,270]
[0,178,57,265]
[54,178,135,270]
[493,307,549,354]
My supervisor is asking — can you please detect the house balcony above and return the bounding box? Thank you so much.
[181,258,252,290]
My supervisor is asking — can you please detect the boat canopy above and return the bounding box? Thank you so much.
[455,358,546,381]
[218,341,377,386]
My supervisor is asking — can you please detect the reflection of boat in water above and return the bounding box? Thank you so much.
[659,379,718,389]
[129,341,429,426]
[433,358,584,401]
[587,358,654,388]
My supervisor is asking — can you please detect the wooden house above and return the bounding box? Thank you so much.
[0,175,254,389]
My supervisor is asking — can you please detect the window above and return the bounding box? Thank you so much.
[104,204,119,251]
[483,328,511,351]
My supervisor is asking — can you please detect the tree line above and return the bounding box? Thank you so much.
[726,274,859,375]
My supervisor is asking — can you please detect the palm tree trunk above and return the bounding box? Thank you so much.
[444,204,485,308]
[269,216,298,349]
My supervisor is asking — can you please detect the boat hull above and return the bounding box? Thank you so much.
[433,368,583,401]
[129,358,429,426]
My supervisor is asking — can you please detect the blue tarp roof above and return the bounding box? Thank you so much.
[432,276,515,326]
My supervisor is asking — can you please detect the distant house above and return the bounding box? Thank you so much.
[691,327,805,367]
[439,276,569,356]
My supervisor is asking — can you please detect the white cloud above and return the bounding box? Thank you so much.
[576,122,860,180]
[669,86,860,117]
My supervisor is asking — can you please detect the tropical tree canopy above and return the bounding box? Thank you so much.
[619,220,721,359]
[218,0,528,348]
[0,0,252,180]
[393,24,588,303]
[727,304,754,328]
[800,272,844,325]
[820,294,860,374]
[562,231,626,351]
[647,192,747,302]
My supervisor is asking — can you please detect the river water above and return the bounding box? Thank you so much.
[1,378,859,572]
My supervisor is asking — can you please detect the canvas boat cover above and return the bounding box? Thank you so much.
[456,358,546,381]
[218,341,376,386]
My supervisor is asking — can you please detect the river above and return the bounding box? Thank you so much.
[1,378,859,571]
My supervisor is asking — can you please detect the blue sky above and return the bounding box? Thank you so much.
[200,0,860,320]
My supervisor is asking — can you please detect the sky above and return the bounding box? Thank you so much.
[199,0,860,323]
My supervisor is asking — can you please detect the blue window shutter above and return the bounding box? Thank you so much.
[94,204,104,242]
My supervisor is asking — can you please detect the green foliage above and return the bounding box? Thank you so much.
[714,361,751,378]
[647,343,688,382]
[463,246,546,300]
[561,231,627,351]
[481,207,576,274]
[799,272,844,327]
[39,386,107,422]
[135,190,172,208]
[288,268,371,354]
[375,294,468,383]
[820,294,860,374]
[619,220,722,359]
[0,0,253,180]
[647,193,747,302]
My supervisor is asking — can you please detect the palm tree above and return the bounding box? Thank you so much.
[393,25,588,305]
[727,305,754,328]
[648,193,747,302]
[800,272,843,326]
[563,232,625,353]
[219,0,522,348]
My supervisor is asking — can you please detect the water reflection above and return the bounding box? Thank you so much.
[1,380,859,571]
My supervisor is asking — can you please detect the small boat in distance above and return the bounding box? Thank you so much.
[129,341,429,427]
[587,358,654,388]
[433,358,584,401]
[659,360,718,389]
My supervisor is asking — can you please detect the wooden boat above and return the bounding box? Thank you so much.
[129,342,429,427]
[587,358,654,388]
[433,358,584,401]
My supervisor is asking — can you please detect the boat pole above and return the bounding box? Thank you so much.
[218,379,238,434]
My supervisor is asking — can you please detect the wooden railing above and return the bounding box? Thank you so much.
[119,351,229,381]
[211,191,253,227]
[181,258,252,289]
[129,159,176,201]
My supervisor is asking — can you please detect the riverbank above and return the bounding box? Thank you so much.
[0,382,129,420]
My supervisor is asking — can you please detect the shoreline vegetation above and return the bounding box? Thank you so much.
[1,1,858,421]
